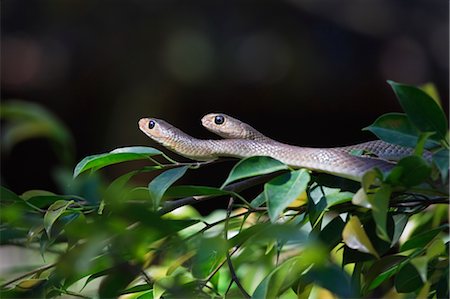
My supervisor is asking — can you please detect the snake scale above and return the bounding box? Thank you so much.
[137,113,432,182]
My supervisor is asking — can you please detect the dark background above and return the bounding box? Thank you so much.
[1,0,448,197]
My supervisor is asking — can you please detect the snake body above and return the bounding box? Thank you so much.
[201,113,431,162]
[139,117,401,181]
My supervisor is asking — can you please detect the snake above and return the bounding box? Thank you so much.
[138,116,409,182]
[201,113,428,162]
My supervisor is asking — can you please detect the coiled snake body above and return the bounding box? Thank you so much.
[137,114,431,182]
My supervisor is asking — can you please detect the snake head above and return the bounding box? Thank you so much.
[201,113,247,139]
[138,117,180,147]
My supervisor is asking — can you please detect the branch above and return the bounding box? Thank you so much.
[224,197,250,298]
[159,172,281,214]
[1,262,57,288]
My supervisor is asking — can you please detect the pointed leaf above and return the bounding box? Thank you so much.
[368,184,391,241]
[252,254,322,299]
[388,81,448,140]
[148,166,189,208]
[400,226,444,252]
[43,200,74,237]
[352,188,372,208]
[265,169,310,222]
[364,113,438,148]
[342,216,379,258]
[222,156,288,186]
[394,263,424,293]
[74,146,162,178]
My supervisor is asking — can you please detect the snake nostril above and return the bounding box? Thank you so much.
[148,120,156,129]
[214,115,225,125]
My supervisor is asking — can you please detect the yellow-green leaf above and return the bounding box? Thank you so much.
[342,216,379,258]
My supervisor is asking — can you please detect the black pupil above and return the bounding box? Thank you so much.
[148,120,155,129]
[214,115,225,125]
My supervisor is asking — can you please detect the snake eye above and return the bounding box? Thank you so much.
[214,115,225,125]
[148,120,156,129]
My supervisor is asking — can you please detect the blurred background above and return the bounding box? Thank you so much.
[1,0,449,196]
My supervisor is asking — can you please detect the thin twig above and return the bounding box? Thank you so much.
[202,246,240,285]
[160,172,281,214]
[1,262,57,288]
[224,197,250,298]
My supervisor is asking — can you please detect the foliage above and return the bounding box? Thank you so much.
[0,81,448,299]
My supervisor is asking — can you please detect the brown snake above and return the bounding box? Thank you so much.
[136,115,430,182]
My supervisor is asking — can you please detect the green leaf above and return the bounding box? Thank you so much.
[411,256,428,282]
[1,186,22,204]
[388,81,448,140]
[368,184,391,241]
[391,214,409,247]
[400,226,445,252]
[364,113,439,149]
[73,146,162,178]
[426,238,445,259]
[433,148,449,182]
[325,191,354,207]
[420,82,442,106]
[252,253,322,299]
[43,200,74,237]
[222,156,288,186]
[137,291,154,299]
[192,237,227,279]
[319,216,345,250]
[352,188,371,208]
[265,169,310,222]
[364,255,407,291]
[303,265,355,298]
[250,192,266,208]
[342,216,379,258]
[386,156,431,187]
[148,166,189,209]
[394,263,424,293]
[0,100,74,163]
[120,284,152,295]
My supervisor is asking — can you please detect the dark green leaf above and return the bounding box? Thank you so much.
[73,146,162,178]
[265,169,310,222]
[387,156,431,187]
[304,265,355,298]
[148,166,189,209]
[318,216,345,250]
[394,263,424,293]
[365,255,407,291]
[364,113,438,148]
[222,156,288,186]
[400,226,445,252]
[368,184,391,241]
[388,81,448,140]
[43,200,74,237]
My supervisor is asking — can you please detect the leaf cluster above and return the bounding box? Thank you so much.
[0,82,448,299]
